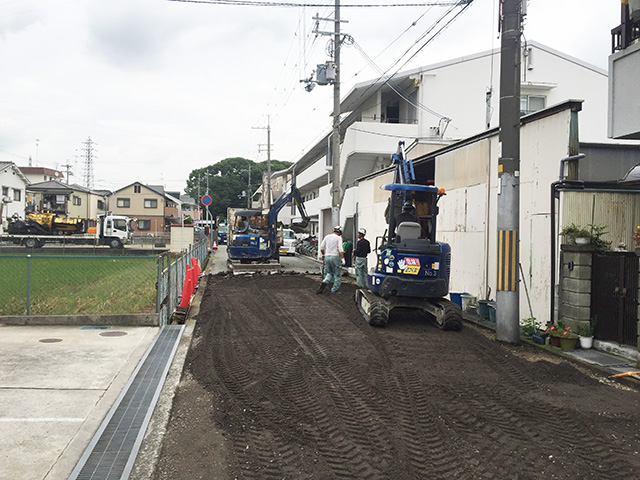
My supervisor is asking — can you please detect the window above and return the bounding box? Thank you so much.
[113,219,127,231]
[73,196,82,206]
[117,198,130,208]
[137,219,151,230]
[134,185,141,193]
[97,200,105,210]
[144,199,158,208]
[520,95,546,115]
[2,186,8,197]
[13,189,21,201]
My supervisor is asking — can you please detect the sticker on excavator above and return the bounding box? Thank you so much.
[398,257,420,275]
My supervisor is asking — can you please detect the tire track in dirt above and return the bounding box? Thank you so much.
[156,273,640,480]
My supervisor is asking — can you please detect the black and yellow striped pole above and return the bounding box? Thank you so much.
[496,0,523,343]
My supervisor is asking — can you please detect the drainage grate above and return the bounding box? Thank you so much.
[68,325,184,480]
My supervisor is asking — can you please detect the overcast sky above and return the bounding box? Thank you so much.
[0,0,621,193]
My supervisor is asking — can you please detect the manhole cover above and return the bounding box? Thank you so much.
[39,338,63,343]
[99,331,128,337]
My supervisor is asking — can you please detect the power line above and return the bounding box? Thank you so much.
[167,0,468,7]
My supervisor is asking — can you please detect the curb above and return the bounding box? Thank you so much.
[129,258,211,479]
[0,313,159,326]
[463,312,640,391]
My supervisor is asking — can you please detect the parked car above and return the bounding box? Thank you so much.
[217,223,227,244]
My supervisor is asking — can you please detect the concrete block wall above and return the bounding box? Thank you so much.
[559,245,595,332]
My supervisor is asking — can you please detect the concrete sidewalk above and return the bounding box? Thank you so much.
[0,325,158,480]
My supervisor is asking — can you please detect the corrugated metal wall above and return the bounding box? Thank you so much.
[561,191,640,248]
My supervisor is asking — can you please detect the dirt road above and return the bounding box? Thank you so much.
[154,273,640,479]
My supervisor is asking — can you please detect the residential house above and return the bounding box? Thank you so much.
[66,184,108,224]
[18,166,64,184]
[109,183,187,236]
[179,194,200,223]
[0,161,29,233]
[24,180,108,226]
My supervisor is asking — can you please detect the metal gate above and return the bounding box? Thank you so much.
[591,252,638,347]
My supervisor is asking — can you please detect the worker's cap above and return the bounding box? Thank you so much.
[358,228,366,235]
[333,225,342,233]
[403,201,415,209]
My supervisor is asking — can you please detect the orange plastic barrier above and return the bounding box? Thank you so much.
[179,265,193,308]
[191,257,202,278]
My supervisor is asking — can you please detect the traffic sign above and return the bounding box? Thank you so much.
[201,194,212,206]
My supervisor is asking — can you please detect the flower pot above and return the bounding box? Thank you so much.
[461,294,476,312]
[579,336,593,349]
[531,333,545,345]
[550,335,561,347]
[487,302,496,322]
[477,300,490,319]
[560,336,578,351]
[575,237,590,245]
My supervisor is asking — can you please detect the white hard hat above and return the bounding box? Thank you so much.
[358,228,366,235]
[333,225,342,233]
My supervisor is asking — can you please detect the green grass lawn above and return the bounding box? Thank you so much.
[0,255,157,315]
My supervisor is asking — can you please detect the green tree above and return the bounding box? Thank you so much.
[185,157,292,222]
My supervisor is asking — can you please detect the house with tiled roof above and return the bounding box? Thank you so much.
[109,182,198,236]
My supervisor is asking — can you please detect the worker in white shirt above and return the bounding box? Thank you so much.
[316,226,345,294]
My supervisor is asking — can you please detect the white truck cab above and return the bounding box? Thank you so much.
[279,228,297,256]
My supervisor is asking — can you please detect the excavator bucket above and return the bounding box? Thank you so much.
[290,219,310,233]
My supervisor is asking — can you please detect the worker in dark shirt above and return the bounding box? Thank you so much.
[354,228,371,288]
[395,201,419,225]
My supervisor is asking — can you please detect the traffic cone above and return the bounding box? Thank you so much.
[190,259,199,289]
[212,240,218,251]
[179,265,193,308]
[191,257,202,278]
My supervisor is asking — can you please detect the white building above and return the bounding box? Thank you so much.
[0,161,29,233]
[291,41,611,245]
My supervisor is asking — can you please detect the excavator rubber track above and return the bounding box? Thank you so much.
[355,289,462,330]
[420,298,463,331]
[355,289,390,327]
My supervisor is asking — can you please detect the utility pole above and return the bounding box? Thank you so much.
[254,116,272,208]
[303,2,347,228]
[331,0,341,228]
[496,0,524,344]
[61,161,73,184]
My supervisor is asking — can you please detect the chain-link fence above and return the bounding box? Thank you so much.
[156,240,208,325]
[0,254,158,316]
[1,239,208,324]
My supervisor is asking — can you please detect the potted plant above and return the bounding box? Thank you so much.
[545,323,563,347]
[560,223,611,251]
[560,223,591,245]
[588,223,611,252]
[577,316,597,349]
[521,317,546,344]
[576,323,593,349]
[558,325,579,351]
[632,225,640,253]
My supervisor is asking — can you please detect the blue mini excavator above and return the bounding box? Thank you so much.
[355,141,463,330]
[227,179,310,268]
